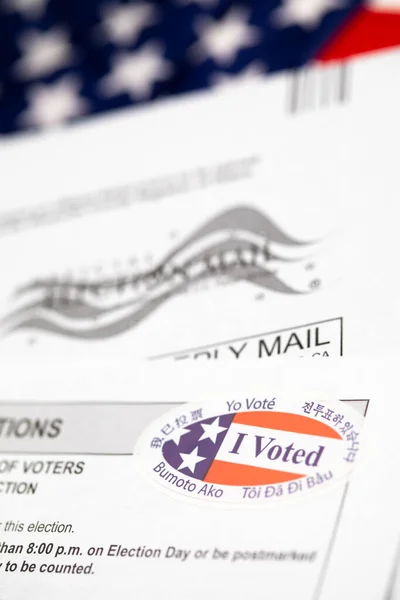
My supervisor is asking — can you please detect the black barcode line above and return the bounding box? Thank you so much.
[287,63,351,115]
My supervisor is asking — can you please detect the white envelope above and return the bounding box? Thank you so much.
[0,49,398,365]
[0,359,398,599]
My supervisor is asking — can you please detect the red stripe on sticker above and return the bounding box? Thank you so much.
[233,411,341,440]
[204,459,304,486]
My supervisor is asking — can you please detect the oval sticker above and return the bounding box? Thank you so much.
[135,396,363,506]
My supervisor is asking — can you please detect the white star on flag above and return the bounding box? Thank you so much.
[189,7,261,66]
[98,3,159,46]
[178,447,207,474]
[199,418,227,444]
[3,0,48,19]
[99,42,173,100]
[211,61,266,89]
[272,0,346,30]
[169,427,191,446]
[19,75,88,128]
[13,28,75,80]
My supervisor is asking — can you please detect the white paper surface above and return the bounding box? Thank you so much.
[0,359,398,599]
[0,49,399,364]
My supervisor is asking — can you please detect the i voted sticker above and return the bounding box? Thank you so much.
[135,396,363,506]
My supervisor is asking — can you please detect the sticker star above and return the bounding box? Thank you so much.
[189,7,261,66]
[169,427,191,446]
[19,75,88,128]
[178,447,207,473]
[272,0,346,30]
[98,3,159,46]
[99,43,173,100]
[13,28,75,80]
[199,418,227,444]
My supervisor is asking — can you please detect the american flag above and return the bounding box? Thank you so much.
[1,0,400,136]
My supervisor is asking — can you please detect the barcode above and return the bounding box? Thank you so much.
[286,63,351,114]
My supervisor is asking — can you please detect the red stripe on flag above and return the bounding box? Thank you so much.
[204,459,304,486]
[317,8,400,62]
[233,411,341,440]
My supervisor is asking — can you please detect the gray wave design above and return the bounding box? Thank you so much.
[160,205,309,265]
[5,270,302,340]
[2,206,315,340]
[16,210,308,297]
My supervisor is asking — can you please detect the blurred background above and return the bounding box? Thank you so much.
[2,0,399,136]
